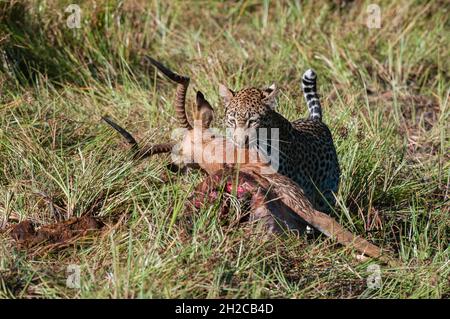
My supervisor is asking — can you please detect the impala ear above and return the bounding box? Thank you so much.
[195,91,214,128]
[219,83,234,106]
[262,83,278,110]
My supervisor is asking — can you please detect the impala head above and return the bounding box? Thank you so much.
[173,91,217,166]
[105,57,221,171]
[143,56,217,166]
[219,83,278,147]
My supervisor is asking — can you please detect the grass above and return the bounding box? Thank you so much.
[0,0,448,298]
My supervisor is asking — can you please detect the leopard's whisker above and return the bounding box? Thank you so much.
[251,139,291,161]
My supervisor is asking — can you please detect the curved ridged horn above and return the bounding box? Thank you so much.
[137,143,174,159]
[143,56,192,129]
[102,116,139,153]
[102,116,174,160]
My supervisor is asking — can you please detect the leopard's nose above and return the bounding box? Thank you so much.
[233,128,248,148]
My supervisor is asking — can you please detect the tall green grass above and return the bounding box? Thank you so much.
[0,0,448,298]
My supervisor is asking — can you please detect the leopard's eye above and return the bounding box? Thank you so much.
[247,117,258,127]
[226,117,235,128]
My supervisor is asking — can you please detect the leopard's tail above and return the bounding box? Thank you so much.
[301,69,322,121]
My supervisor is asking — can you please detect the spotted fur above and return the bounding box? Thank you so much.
[220,71,340,214]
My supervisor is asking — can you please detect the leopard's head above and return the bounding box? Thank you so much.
[219,84,278,147]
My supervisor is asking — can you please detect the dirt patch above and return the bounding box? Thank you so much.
[10,214,104,252]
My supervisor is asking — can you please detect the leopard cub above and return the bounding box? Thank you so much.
[219,69,340,214]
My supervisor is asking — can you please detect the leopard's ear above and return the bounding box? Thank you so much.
[219,84,235,107]
[262,83,278,110]
[195,91,214,129]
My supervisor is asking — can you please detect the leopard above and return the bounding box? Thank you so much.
[219,69,340,215]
